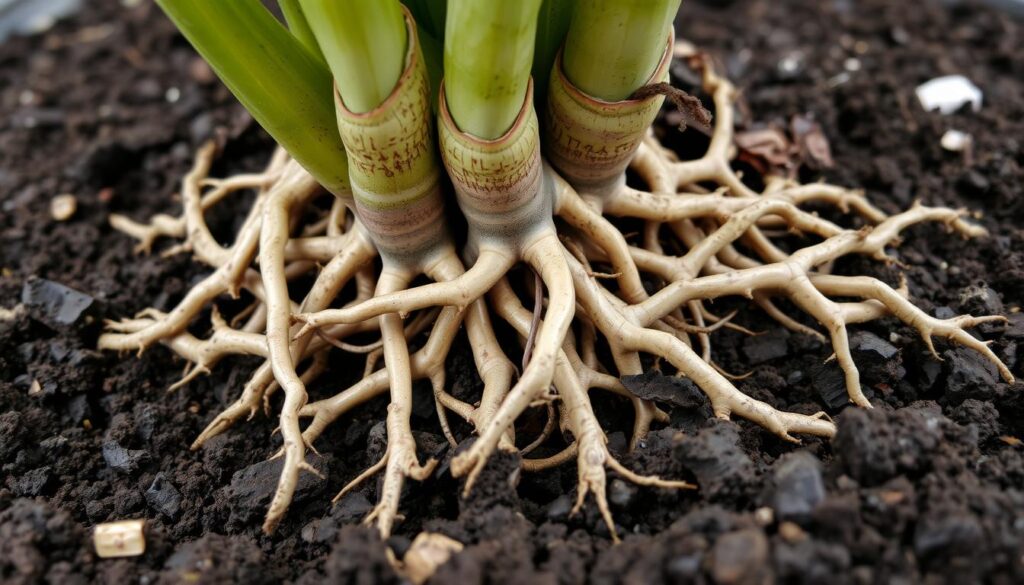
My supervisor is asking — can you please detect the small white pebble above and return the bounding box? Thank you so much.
[50,194,77,222]
[0,305,25,322]
[940,261,949,270]
[940,129,972,152]
[673,39,698,59]
[916,75,983,115]
[844,58,861,72]
[165,87,181,103]
[26,14,56,35]
[18,90,35,106]
[94,519,146,558]
[754,506,775,526]
[779,55,801,74]
[28,380,42,396]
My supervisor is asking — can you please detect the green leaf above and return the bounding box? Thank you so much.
[278,0,326,64]
[563,0,681,101]
[299,0,408,114]
[156,0,348,194]
[444,0,543,139]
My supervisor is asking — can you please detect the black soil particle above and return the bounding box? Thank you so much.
[2,0,1023,583]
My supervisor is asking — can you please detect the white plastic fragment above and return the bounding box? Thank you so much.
[940,129,973,152]
[93,519,146,558]
[915,75,982,115]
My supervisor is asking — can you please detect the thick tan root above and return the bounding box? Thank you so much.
[450,231,575,492]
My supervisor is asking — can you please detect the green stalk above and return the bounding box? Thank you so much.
[278,0,326,63]
[444,0,543,139]
[563,0,680,101]
[299,0,408,113]
[156,0,348,195]
[532,0,573,110]
[402,0,447,42]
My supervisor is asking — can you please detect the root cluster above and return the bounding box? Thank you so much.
[100,54,1012,539]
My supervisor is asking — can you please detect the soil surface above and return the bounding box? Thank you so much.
[2,1,1023,583]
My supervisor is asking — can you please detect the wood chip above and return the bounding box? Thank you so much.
[403,533,463,585]
[778,521,807,543]
[50,194,77,222]
[880,490,905,505]
[94,519,146,558]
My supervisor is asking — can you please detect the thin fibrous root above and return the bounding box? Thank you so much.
[621,205,1011,408]
[108,146,285,256]
[570,252,838,440]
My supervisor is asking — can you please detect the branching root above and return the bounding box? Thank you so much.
[102,53,1012,539]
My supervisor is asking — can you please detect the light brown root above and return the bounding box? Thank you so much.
[568,253,837,441]
[450,232,575,493]
[493,274,693,541]
[108,145,284,257]
[616,203,1009,408]
[259,161,329,534]
[293,246,514,334]
[362,272,438,538]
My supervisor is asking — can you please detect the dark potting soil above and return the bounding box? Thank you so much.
[1,0,1023,583]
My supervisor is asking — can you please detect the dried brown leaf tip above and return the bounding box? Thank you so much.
[735,126,794,175]
[734,114,835,177]
[790,114,834,170]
